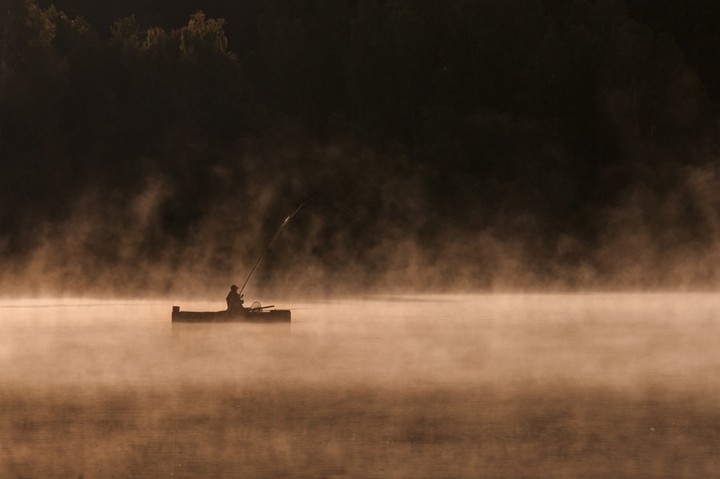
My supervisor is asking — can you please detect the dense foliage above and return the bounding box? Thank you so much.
[1,0,719,295]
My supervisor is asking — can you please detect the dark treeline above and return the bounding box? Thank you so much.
[1,0,719,295]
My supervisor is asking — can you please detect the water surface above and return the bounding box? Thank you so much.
[1,294,718,477]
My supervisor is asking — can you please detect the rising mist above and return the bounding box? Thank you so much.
[2,0,719,297]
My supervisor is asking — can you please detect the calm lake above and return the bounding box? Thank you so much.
[1,293,719,478]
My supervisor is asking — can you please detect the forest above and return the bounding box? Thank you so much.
[1,0,719,296]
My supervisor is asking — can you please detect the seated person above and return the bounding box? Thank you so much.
[226,285,245,313]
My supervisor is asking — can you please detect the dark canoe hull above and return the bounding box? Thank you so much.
[171,306,291,323]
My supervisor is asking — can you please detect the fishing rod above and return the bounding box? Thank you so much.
[238,199,313,295]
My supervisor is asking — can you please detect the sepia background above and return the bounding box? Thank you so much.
[1,0,719,477]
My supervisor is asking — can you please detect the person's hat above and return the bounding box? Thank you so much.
[231,285,238,290]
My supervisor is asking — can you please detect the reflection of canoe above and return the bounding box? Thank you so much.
[171,306,291,323]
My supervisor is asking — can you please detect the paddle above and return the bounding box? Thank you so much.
[249,304,275,312]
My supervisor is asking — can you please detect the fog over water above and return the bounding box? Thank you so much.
[4,1,720,475]
[2,294,719,477]
[3,294,719,390]
[5,0,720,297]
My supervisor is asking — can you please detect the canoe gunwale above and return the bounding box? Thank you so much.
[171,306,291,323]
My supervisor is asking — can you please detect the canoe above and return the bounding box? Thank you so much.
[172,306,291,323]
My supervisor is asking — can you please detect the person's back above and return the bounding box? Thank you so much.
[226,285,245,313]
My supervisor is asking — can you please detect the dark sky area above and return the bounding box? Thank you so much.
[1,0,719,296]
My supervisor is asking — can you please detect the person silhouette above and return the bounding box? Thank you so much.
[226,285,245,313]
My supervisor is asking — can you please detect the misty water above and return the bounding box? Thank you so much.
[2,293,719,478]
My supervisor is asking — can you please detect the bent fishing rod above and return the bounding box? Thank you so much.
[238,199,314,295]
